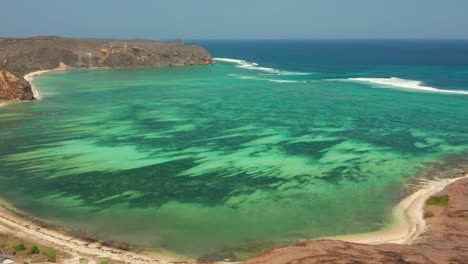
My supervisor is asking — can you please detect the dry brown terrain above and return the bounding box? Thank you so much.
[0,36,213,103]
[0,69,34,103]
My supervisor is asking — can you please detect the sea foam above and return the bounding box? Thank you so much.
[227,74,298,83]
[267,79,298,83]
[214,58,310,76]
[347,77,468,95]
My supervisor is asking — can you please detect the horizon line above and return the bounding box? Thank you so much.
[2,36,468,42]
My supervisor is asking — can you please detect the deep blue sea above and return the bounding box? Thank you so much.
[191,39,468,91]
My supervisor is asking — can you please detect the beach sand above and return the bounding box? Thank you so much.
[327,174,468,244]
[23,66,74,101]
[1,68,67,107]
[1,69,466,263]
[1,68,209,264]
[0,175,466,263]
[24,70,52,100]
[0,202,192,264]
[246,175,468,264]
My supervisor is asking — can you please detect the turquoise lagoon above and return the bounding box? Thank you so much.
[0,40,468,260]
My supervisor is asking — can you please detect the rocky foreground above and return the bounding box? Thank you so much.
[0,36,213,103]
[246,178,468,264]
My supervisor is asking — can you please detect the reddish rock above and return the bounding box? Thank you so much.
[0,69,34,103]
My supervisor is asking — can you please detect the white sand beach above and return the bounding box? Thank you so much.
[1,174,466,263]
[329,174,468,245]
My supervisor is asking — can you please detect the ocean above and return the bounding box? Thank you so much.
[0,40,467,260]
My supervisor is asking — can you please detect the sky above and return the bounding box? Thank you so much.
[2,0,468,40]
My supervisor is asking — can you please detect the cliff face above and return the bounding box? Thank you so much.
[0,36,214,103]
[246,178,468,264]
[0,69,34,103]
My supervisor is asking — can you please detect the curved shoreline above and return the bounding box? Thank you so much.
[23,67,91,101]
[0,68,231,264]
[1,68,70,107]
[0,202,179,264]
[3,67,104,107]
[24,69,59,100]
[1,69,190,264]
[1,70,466,262]
[0,175,465,263]
[327,174,468,245]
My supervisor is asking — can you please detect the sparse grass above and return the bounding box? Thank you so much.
[47,249,59,262]
[79,258,90,264]
[0,232,67,263]
[423,210,434,219]
[425,195,449,206]
[99,261,110,264]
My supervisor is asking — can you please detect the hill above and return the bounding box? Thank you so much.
[0,36,213,103]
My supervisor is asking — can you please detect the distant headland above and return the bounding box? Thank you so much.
[0,36,214,104]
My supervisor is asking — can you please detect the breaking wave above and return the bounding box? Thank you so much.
[227,74,298,83]
[346,77,468,95]
[214,58,311,76]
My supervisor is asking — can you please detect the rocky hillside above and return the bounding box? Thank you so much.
[0,36,214,103]
[0,69,34,103]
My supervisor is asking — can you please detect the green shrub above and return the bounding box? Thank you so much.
[29,245,40,254]
[423,210,434,218]
[13,243,26,251]
[426,195,449,206]
[47,250,59,262]
[99,261,110,264]
[79,258,90,264]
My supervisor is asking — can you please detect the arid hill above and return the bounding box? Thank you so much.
[0,36,213,103]
[0,69,34,103]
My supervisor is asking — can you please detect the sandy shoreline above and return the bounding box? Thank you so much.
[24,67,75,101]
[0,175,465,263]
[328,173,468,245]
[2,69,467,262]
[0,200,203,264]
[0,68,67,107]
[3,66,102,107]
[24,70,52,100]
[1,68,210,264]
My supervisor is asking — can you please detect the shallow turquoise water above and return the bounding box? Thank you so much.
[1,41,468,260]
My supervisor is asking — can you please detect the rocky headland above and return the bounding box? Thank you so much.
[0,36,213,104]
[0,69,34,103]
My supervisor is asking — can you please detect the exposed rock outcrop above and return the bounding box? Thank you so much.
[0,36,214,103]
[246,178,468,264]
[0,69,34,103]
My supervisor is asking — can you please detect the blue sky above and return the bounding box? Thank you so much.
[2,0,468,39]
